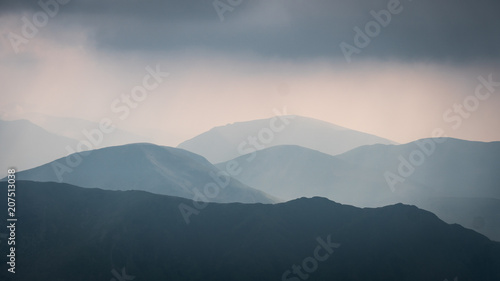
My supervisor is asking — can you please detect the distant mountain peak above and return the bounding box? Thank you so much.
[178,115,396,163]
[13,143,276,204]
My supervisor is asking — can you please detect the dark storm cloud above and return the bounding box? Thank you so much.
[0,0,215,19]
[2,0,499,62]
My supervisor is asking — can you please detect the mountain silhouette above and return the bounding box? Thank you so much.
[178,115,396,163]
[0,119,78,178]
[1,181,498,281]
[17,112,151,147]
[216,139,500,241]
[11,143,275,204]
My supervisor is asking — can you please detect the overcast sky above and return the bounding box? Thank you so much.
[0,0,499,145]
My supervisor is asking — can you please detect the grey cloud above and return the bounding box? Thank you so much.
[2,0,499,62]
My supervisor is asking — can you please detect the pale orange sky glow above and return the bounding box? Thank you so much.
[1,44,499,145]
[1,1,499,146]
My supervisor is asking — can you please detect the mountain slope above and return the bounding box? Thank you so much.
[216,141,500,241]
[0,119,78,178]
[1,181,499,281]
[18,112,151,147]
[415,196,500,242]
[11,143,275,204]
[336,138,500,199]
[215,145,426,206]
[178,115,396,163]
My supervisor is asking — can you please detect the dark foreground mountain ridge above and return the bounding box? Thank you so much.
[216,139,500,241]
[1,181,499,281]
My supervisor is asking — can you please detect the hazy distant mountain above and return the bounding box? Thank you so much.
[218,139,500,201]
[1,181,498,281]
[0,119,78,178]
[12,143,275,204]
[216,140,500,240]
[215,145,426,206]
[337,138,500,241]
[178,115,396,163]
[18,112,151,148]
[336,138,500,199]
[416,196,500,242]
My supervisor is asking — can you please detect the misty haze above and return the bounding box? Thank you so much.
[1,0,499,280]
